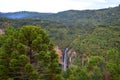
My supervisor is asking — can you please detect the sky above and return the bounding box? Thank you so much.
[0,0,120,13]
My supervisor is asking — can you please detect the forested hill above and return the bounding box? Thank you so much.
[0,5,120,80]
[0,5,120,25]
[46,6,120,25]
[0,11,53,19]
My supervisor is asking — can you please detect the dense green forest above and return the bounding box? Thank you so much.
[0,5,120,80]
[0,5,120,26]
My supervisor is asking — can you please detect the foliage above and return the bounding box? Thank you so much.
[0,5,120,80]
[0,26,62,80]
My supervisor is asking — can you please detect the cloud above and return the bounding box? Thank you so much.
[0,0,119,13]
[0,0,90,12]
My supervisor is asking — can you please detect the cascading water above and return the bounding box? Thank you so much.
[63,48,69,71]
[54,46,77,71]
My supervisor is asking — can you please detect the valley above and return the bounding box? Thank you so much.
[0,5,120,80]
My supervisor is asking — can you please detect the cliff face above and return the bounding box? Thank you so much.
[0,29,4,34]
[54,46,63,65]
[67,48,77,66]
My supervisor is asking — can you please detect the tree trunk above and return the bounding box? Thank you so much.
[103,71,110,80]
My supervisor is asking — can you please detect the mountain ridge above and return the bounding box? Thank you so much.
[0,5,120,25]
[0,11,54,19]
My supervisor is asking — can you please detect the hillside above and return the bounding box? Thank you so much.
[0,5,120,49]
[0,11,53,19]
[0,5,120,26]
[0,5,120,48]
[45,6,120,25]
[0,5,120,80]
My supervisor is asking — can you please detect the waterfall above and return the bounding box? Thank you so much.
[63,48,68,71]
[54,46,77,71]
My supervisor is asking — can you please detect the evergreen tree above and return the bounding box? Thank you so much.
[0,25,62,80]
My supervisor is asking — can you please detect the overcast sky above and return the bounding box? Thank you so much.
[0,0,120,13]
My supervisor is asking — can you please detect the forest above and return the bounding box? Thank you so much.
[0,5,120,80]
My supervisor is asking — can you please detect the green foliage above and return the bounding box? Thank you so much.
[7,78,14,80]
[0,6,120,80]
[1,6,120,26]
[72,26,120,55]
[66,26,120,80]
[25,63,33,73]
[0,26,61,80]
[106,49,120,80]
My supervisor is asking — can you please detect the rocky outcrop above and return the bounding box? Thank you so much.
[67,48,77,66]
[0,29,4,34]
[54,46,63,65]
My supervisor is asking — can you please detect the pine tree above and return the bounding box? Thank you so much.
[0,25,62,80]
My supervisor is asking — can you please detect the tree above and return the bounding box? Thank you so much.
[106,49,120,80]
[0,25,62,80]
